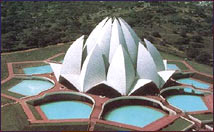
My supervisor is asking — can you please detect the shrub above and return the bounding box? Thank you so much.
[186,47,199,58]
[175,38,190,45]
[152,32,161,38]
[191,35,203,43]
[190,43,205,48]
[146,36,155,43]
[196,51,211,64]
[173,30,178,34]
[177,45,187,51]
[180,30,187,38]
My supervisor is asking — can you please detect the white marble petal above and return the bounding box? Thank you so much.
[144,38,165,72]
[107,45,135,95]
[80,44,106,92]
[109,18,127,64]
[97,18,112,65]
[60,35,84,75]
[118,18,141,45]
[61,74,81,91]
[137,42,160,87]
[85,17,109,54]
[119,18,138,67]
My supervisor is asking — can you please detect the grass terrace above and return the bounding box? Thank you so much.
[93,123,133,131]
[1,96,15,105]
[1,104,30,131]
[191,113,213,122]
[24,122,89,131]
[160,51,213,75]
[50,54,65,62]
[187,60,213,75]
[160,117,193,131]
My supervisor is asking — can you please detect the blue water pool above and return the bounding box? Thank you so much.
[184,88,203,94]
[23,65,52,75]
[167,64,180,70]
[184,88,193,93]
[40,101,92,119]
[177,78,210,89]
[9,79,54,96]
[167,95,208,112]
[104,105,165,128]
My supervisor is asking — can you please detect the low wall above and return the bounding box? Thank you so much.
[27,91,94,106]
[100,96,176,119]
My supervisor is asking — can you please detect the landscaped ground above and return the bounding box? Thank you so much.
[160,118,193,131]
[1,42,213,131]
[191,113,213,121]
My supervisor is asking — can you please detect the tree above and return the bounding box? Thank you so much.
[186,47,199,59]
[196,51,211,64]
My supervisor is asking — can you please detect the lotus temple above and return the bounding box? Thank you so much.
[1,17,213,131]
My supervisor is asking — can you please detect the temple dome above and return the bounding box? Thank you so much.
[50,17,175,96]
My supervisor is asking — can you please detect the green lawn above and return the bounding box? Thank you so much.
[160,51,213,75]
[50,54,65,62]
[160,51,184,60]
[161,118,193,131]
[94,123,133,131]
[187,60,213,75]
[1,103,30,131]
[1,103,89,131]
[1,96,15,105]
[192,113,213,121]
[24,122,89,131]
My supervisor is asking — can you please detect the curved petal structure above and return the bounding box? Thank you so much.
[118,18,141,45]
[144,38,165,72]
[50,17,175,96]
[86,17,109,54]
[109,18,127,64]
[107,45,135,95]
[137,42,160,87]
[97,18,112,60]
[119,18,138,67]
[61,35,84,75]
[80,45,106,92]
